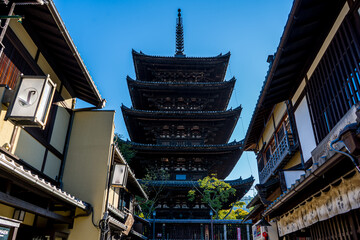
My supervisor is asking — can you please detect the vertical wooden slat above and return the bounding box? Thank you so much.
[343,19,360,66]
[338,25,358,106]
[342,213,352,239]
[344,17,360,57]
[319,61,337,129]
[322,51,342,121]
[335,215,345,240]
[319,220,327,240]
[339,214,347,240]
[327,216,336,240]
[353,209,360,236]
[317,222,323,240]
[328,43,348,116]
[332,217,341,239]
[348,212,359,240]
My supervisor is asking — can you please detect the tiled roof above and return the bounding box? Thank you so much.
[138,176,254,188]
[132,49,230,60]
[121,104,242,116]
[126,76,236,86]
[0,153,87,210]
[263,159,326,216]
[128,140,244,150]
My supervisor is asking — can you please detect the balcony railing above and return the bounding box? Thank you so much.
[259,133,295,184]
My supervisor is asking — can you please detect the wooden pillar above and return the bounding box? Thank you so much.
[223,224,227,240]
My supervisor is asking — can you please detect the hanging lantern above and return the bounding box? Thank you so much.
[5,74,56,128]
[111,163,129,188]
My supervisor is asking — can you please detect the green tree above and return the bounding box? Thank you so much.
[188,174,236,219]
[218,201,249,220]
[113,133,136,163]
[135,167,170,219]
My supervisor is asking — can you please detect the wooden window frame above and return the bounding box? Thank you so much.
[307,16,360,143]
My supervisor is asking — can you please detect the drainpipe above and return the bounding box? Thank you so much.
[99,143,116,240]
[58,110,75,188]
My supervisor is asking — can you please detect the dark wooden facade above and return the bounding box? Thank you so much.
[243,0,360,239]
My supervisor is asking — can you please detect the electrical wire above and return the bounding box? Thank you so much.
[240,117,253,176]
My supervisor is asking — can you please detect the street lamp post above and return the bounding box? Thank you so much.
[153,211,156,240]
[209,210,214,240]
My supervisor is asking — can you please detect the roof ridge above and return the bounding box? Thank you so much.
[126,75,236,85]
[132,49,231,59]
[121,104,242,114]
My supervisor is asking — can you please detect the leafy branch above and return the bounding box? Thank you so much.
[188,174,236,219]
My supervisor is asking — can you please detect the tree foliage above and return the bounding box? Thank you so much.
[113,133,136,163]
[188,174,236,219]
[135,167,170,219]
[218,201,249,220]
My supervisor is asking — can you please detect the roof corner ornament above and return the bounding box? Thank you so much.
[175,8,185,57]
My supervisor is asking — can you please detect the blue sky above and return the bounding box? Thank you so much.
[53,0,293,195]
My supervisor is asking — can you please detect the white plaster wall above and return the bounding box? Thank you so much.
[294,97,317,162]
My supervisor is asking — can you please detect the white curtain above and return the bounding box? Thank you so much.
[277,170,360,237]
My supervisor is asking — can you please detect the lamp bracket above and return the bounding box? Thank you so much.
[1,88,14,105]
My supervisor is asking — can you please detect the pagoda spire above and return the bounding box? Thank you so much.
[175,8,185,57]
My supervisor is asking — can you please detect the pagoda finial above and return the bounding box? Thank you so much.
[175,8,185,57]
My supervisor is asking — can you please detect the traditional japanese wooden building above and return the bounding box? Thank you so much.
[122,9,254,239]
[0,1,148,239]
[243,0,360,239]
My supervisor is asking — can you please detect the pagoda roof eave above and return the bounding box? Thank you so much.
[127,76,235,111]
[138,176,254,188]
[132,49,231,61]
[132,49,230,82]
[127,141,244,152]
[121,105,242,118]
[121,105,241,144]
[128,141,243,179]
[126,76,236,88]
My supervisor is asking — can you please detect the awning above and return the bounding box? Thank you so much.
[276,169,360,237]
[0,153,87,210]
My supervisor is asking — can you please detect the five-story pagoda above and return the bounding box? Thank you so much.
[122,9,254,238]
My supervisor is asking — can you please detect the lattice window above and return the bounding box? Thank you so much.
[307,17,360,143]
[0,36,35,88]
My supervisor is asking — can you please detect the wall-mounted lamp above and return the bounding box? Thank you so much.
[5,74,56,129]
[13,209,25,221]
[111,163,129,188]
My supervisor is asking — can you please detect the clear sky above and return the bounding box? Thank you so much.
[53,0,293,196]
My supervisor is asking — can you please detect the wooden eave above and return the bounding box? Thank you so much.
[11,0,103,106]
[121,105,241,144]
[139,176,254,188]
[127,76,235,111]
[0,152,88,224]
[128,141,243,151]
[243,204,264,222]
[128,141,243,179]
[244,0,346,150]
[139,176,254,208]
[132,49,230,82]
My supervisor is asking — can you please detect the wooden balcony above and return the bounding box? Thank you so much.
[259,133,296,184]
